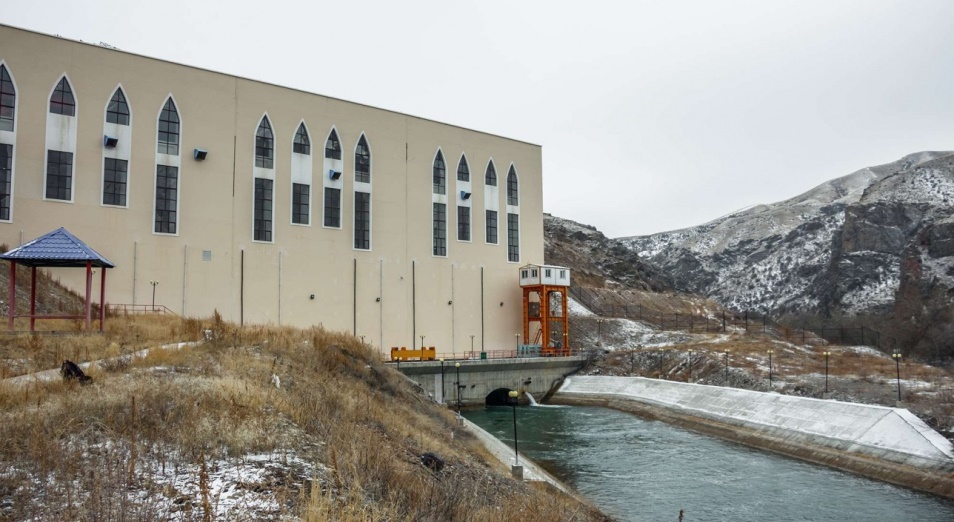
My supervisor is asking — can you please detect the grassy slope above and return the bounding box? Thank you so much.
[0,316,609,521]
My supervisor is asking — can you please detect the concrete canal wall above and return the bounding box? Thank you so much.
[553,376,954,499]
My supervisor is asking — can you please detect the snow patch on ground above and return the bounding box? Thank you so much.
[567,297,594,317]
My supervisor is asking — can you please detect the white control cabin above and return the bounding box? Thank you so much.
[519,264,571,287]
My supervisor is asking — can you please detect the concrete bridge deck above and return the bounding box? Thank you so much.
[390,356,587,406]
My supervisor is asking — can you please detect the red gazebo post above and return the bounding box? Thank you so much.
[7,261,14,331]
[84,261,92,331]
[30,267,36,331]
[99,267,106,332]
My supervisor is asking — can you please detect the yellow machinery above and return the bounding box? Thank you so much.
[390,346,436,361]
[519,264,571,357]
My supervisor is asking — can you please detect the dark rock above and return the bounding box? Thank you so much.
[61,360,92,385]
[420,452,445,472]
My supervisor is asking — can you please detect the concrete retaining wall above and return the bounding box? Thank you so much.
[553,376,954,499]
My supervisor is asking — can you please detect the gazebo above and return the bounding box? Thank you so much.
[0,228,115,332]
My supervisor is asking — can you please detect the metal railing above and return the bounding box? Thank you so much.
[568,286,882,348]
[107,304,178,316]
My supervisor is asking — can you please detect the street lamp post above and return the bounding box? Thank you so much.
[508,390,520,466]
[439,358,446,404]
[455,362,462,414]
[767,349,774,389]
[631,346,636,376]
[597,318,603,347]
[822,351,831,394]
[150,280,159,311]
[658,351,664,379]
[892,351,902,402]
[515,333,521,357]
[724,350,730,385]
[470,334,475,357]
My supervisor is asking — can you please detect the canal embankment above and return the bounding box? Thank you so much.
[552,375,954,498]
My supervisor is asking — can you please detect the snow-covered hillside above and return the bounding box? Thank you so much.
[620,151,954,318]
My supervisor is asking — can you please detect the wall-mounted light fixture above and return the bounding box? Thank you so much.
[376,297,381,302]
[448,300,453,305]
[329,169,342,180]
[460,191,472,200]
[193,148,208,161]
[309,294,315,300]
[103,135,118,148]
[499,301,504,307]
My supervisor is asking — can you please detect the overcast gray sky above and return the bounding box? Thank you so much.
[5,0,954,237]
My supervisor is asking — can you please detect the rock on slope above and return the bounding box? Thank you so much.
[620,151,954,324]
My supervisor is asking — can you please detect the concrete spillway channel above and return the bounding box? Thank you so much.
[551,376,954,499]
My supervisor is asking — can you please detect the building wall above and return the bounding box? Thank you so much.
[0,25,544,354]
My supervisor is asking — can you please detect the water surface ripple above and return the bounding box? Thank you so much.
[464,405,954,521]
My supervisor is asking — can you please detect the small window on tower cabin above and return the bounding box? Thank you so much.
[433,151,445,195]
[325,129,341,160]
[355,135,370,183]
[545,269,551,278]
[560,270,566,279]
[49,76,75,116]
[0,65,15,131]
[106,88,130,125]
[293,123,310,155]
[522,270,528,278]
[531,269,537,278]
[255,116,274,169]
[457,156,469,182]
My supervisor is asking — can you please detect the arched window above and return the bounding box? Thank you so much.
[355,135,371,183]
[433,150,445,195]
[507,166,519,206]
[255,116,274,168]
[457,156,469,182]
[157,98,179,155]
[485,160,497,186]
[293,123,310,155]
[49,76,75,116]
[106,87,130,125]
[325,128,341,159]
[0,64,15,131]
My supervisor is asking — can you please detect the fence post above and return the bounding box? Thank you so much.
[860,327,865,346]
[802,325,805,344]
[722,311,726,332]
[763,314,767,333]
[745,311,749,332]
[840,327,845,345]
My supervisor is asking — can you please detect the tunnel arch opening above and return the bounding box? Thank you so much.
[485,387,515,406]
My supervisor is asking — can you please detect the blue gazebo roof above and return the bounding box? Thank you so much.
[0,227,115,268]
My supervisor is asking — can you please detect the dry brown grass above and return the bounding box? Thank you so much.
[0,316,608,521]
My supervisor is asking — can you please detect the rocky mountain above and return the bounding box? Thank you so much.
[619,151,954,356]
[544,214,673,291]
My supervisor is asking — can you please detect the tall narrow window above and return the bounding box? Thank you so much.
[354,192,370,249]
[355,135,370,183]
[507,213,519,262]
[485,161,497,186]
[45,150,73,200]
[433,202,447,256]
[255,116,274,168]
[0,144,11,220]
[486,210,498,244]
[157,98,179,155]
[155,165,178,233]
[254,178,273,241]
[458,206,471,241]
[0,65,15,132]
[49,77,75,116]
[106,88,130,125]
[507,166,519,206]
[324,187,341,227]
[292,183,309,224]
[457,156,469,182]
[293,123,310,155]
[103,158,128,206]
[325,129,341,159]
[433,151,445,195]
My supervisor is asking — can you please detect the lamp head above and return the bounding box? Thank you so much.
[439,358,444,362]
[508,390,518,398]
[455,362,460,368]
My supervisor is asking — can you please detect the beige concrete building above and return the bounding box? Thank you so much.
[0,24,544,355]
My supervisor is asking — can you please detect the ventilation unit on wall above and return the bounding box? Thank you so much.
[329,170,342,180]
[460,191,472,200]
[193,148,208,161]
[103,135,118,148]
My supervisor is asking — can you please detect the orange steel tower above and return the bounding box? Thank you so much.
[519,264,571,356]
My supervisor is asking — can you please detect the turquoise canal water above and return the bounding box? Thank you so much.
[463,405,954,521]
